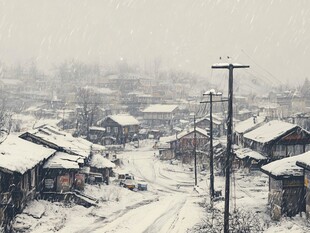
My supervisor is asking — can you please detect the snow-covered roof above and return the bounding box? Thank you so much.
[196,116,222,125]
[43,152,84,169]
[108,114,139,126]
[167,127,209,142]
[157,135,175,149]
[91,144,106,152]
[235,116,266,134]
[22,125,92,158]
[234,147,267,161]
[261,151,310,178]
[295,151,310,170]
[89,154,115,169]
[89,126,106,132]
[142,104,178,113]
[0,135,55,174]
[243,120,297,143]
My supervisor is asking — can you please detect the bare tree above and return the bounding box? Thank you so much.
[75,87,101,138]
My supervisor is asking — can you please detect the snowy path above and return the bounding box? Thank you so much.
[84,142,203,233]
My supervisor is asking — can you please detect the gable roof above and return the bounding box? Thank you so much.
[0,135,56,174]
[43,152,83,169]
[20,124,92,158]
[296,151,310,171]
[243,120,298,143]
[234,147,267,161]
[142,104,178,113]
[108,114,139,126]
[261,151,310,178]
[167,127,209,142]
[235,116,266,134]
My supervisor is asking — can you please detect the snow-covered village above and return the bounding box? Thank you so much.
[0,1,310,233]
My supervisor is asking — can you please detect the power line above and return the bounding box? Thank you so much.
[241,49,283,85]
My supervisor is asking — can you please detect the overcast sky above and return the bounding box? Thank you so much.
[0,0,309,85]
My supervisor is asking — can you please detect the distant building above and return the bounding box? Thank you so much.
[165,127,209,163]
[196,114,225,137]
[142,104,179,127]
[99,114,140,145]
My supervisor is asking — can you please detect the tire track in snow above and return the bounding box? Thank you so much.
[75,198,159,233]
[143,197,187,233]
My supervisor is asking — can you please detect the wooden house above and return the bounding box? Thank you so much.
[42,152,85,194]
[196,114,225,137]
[234,147,267,172]
[19,125,102,206]
[243,120,310,161]
[167,127,209,163]
[88,126,106,144]
[0,135,55,227]
[19,125,92,192]
[142,104,179,127]
[156,135,176,160]
[87,153,116,185]
[99,114,140,145]
[261,152,310,220]
[234,115,267,146]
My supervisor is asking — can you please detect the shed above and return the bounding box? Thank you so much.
[295,151,310,219]
[234,147,267,171]
[261,152,310,219]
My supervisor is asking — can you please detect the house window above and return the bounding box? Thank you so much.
[114,127,118,133]
[107,127,111,133]
[23,173,28,190]
[31,168,36,188]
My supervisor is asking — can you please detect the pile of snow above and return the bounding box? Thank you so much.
[89,153,115,169]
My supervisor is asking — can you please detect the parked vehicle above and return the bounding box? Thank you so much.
[137,180,148,191]
[122,179,136,190]
[119,173,136,190]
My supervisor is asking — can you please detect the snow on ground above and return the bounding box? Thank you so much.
[13,140,204,233]
[12,139,310,232]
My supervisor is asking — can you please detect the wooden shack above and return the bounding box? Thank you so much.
[295,151,310,219]
[261,153,309,220]
[243,120,310,161]
[0,135,55,228]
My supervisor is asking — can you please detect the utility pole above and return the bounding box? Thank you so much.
[212,63,249,233]
[201,90,225,203]
[194,114,197,186]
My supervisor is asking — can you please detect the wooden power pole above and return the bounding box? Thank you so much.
[201,90,226,202]
[194,114,197,186]
[211,63,249,233]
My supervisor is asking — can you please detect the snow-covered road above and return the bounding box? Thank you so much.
[80,141,204,233]
[13,140,204,233]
